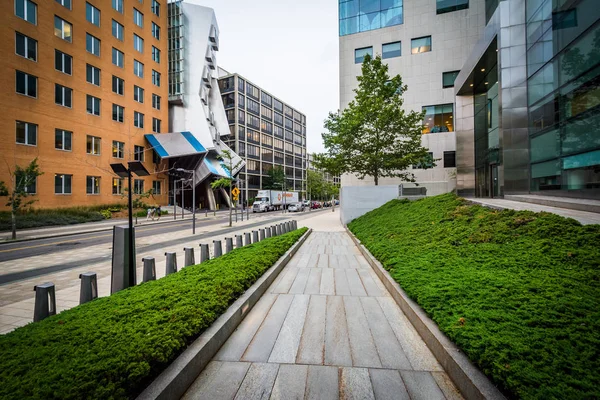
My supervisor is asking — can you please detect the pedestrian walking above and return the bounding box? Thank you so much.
[155,205,162,221]
[147,207,155,221]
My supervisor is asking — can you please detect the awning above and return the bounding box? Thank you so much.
[200,154,231,179]
[144,131,207,159]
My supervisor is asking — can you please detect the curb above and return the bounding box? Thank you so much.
[137,227,313,400]
[344,225,506,400]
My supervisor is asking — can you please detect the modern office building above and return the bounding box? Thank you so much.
[0,0,169,208]
[217,71,308,202]
[338,0,486,195]
[144,1,243,211]
[454,0,600,199]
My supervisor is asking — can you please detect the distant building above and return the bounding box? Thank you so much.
[217,71,308,201]
[307,154,340,186]
[148,1,244,210]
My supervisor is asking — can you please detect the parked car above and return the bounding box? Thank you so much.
[311,201,321,209]
[288,202,303,212]
[302,200,311,208]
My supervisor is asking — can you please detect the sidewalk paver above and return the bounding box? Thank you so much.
[183,210,463,400]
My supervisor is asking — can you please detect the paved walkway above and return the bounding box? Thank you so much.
[466,198,600,225]
[182,210,462,400]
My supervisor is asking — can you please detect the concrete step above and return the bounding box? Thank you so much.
[504,195,600,214]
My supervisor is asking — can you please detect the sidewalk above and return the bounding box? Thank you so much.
[466,197,600,225]
[182,210,462,399]
[0,208,240,242]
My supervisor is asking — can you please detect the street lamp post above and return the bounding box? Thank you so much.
[110,161,149,288]
[177,168,196,234]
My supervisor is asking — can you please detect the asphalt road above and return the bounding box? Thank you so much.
[0,209,325,285]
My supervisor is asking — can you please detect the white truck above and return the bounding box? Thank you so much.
[252,190,299,212]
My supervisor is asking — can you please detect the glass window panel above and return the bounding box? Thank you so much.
[355,47,373,63]
[530,129,559,162]
[442,71,460,88]
[360,0,380,14]
[359,12,381,32]
[411,36,432,54]
[437,0,469,14]
[382,41,401,59]
[381,6,403,26]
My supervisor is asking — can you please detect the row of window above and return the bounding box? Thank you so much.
[17,32,162,86]
[354,36,432,63]
[17,0,161,26]
[50,174,161,195]
[413,151,456,169]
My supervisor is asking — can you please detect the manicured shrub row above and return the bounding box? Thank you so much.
[0,227,307,399]
[348,194,599,400]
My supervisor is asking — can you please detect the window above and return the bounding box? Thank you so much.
[86,64,100,86]
[134,85,144,103]
[261,92,272,106]
[55,84,72,107]
[55,174,72,194]
[134,111,144,128]
[152,94,161,110]
[15,33,37,61]
[112,178,123,194]
[382,41,401,59]
[152,46,160,63]
[112,104,124,122]
[55,129,72,151]
[112,0,123,13]
[437,0,468,14]
[112,76,124,95]
[441,71,460,88]
[246,83,259,99]
[274,113,283,126]
[247,144,260,158]
[339,0,403,36]
[54,50,72,75]
[152,118,161,133]
[355,47,373,63]
[411,36,432,54]
[55,0,71,8]
[112,20,123,41]
[274,99,283,113]
[86,33,100,56]
[133,34,144,53]
[134,60,144,77]
[15,0,37,24]
[152,22,160,40]
[219,76,235,93]
[443,151,456,168]
[86,176,100,194]
[422,104,454,133]
[54,17,72,42]
[112,48,124,68]
[261,106,273,120]
[16,70,37,97]
[134,145,145,161]
[86,3,100,26]
[152,70,161,86]
[112,141,124,158]
[133,8,143,27]
[86,135,101,155]
[152,0,160,16]
[247,98,260,115]
[16,121,37,145]
[133,179,144,194]
[87,95,101,116]
[152,180,161,195]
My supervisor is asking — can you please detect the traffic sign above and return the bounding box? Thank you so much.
[232,187,240,197]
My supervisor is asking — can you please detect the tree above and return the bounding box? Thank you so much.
[0,158,44,240]
[307,170,325,200]
[211,150,243,227]
[262,166,285,190]
[316,54,431,185]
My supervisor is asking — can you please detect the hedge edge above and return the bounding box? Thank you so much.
[137,228,313,400]
[344,225,506,400]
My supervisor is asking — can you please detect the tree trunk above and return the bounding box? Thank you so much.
[374,173,379,186]
[11,209,16,240]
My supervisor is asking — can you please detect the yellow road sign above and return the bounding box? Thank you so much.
[232,187,240,197]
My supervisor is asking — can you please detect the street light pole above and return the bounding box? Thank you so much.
[176,168,196,234]
[127,170,134,284]
[173,178,177,221]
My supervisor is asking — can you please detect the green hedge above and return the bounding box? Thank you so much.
[348,194,600,400]
[0,227,307,399]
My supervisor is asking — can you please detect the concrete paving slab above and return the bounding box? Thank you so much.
[340,367,375,400]
[296,295,326,365]
[233,362,279,400]
[305,365,339,400]
[344,296,382,368]
[369,368,410,400]
[400,370,446,400]
[268,295,309,364]
[270,364,308,400]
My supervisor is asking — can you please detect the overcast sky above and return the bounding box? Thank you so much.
[190,0,339,153]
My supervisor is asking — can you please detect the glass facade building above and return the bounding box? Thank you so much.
[218,74,307,201]
[339,0,403,36]
[527,0,600,195]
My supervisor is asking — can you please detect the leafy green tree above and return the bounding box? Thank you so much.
[0,158,44,240]
[307,170,325,200]
[316,54,431,185]
[211,150,243,227]
[262,166,285,190]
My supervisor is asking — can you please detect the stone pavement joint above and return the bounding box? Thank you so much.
[182,210,463,400]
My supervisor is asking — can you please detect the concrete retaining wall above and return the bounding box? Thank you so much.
[340,185,399,224]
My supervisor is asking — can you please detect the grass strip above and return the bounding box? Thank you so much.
[0,227,307,399]
[348,194,599,400]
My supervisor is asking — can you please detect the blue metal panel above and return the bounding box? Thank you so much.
[144,134,168,158]
[181,131,207,153]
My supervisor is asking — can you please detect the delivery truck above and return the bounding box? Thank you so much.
[252,190,299,212]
